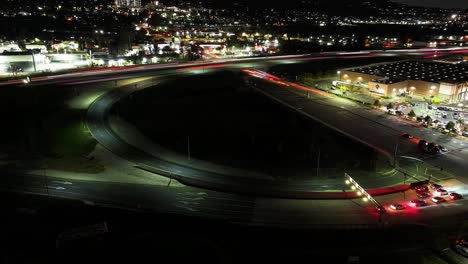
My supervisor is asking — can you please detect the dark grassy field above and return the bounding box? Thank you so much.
[115,71,387,179]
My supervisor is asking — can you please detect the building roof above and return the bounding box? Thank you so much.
[348,60,468,84]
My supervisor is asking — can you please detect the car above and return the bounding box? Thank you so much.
[395,110,404,116]
[418,140,428,148]
[463,131,468,137]
[442,114,448,118]
[430,183,443,190]
[375,206,386,213]
[417,192,431,199]
[435,188,448,196]
[432,196,445,203]
[415,185,429,192]
[428,105,433,110]
[410,199,427,207]
[449,192,463,200]
[439,145,448,152]
[426,143,441,154]
[402,133,413,139]
[390,204,405,210]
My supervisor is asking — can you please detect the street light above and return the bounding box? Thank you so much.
[344,172,384,214]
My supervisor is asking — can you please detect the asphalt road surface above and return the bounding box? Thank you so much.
[2,48,468,226]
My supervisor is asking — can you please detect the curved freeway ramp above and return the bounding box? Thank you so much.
[86,75,409,199]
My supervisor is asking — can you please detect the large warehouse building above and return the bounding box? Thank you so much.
[339,60,468,103]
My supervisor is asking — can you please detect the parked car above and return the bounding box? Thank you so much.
[432,196,445,203]
[430,183,443,190]
[410,199,427,207]
[414,185,429,192]
[390,204,405,210]
[449,193,463,200]
[435,188,448,196]
[417,192,431,199]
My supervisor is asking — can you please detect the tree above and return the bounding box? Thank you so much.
[374,99,381,108]
[446,121,455,131]
[408,110,416,118]
[424,115,432,123]
[386,102,394,109]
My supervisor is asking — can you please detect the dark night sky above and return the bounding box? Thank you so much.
[392,0,468,9]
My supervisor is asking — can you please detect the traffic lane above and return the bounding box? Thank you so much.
[281,84,467,173]
[0,172,257,222]
[8,48,466,88]
[3,171,468,227]
[259,85,405,156]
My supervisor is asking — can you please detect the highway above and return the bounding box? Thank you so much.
[2,48,468,227]
[246,69,468,186]
[2,47,466,87]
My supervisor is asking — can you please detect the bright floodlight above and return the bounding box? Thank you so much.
[345,180,350,184]
[357,191,362,196]
[351,186,356,190]
[363,197,368,202]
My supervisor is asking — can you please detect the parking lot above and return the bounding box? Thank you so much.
[387,103,468,136]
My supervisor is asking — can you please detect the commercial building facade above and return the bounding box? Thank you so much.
[340,60,468,103]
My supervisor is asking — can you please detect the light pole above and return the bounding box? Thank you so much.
[393,136,399,167]
[31,51,37,73]
[345,173,386,224]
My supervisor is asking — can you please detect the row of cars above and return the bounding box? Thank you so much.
[387,183,462,211]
